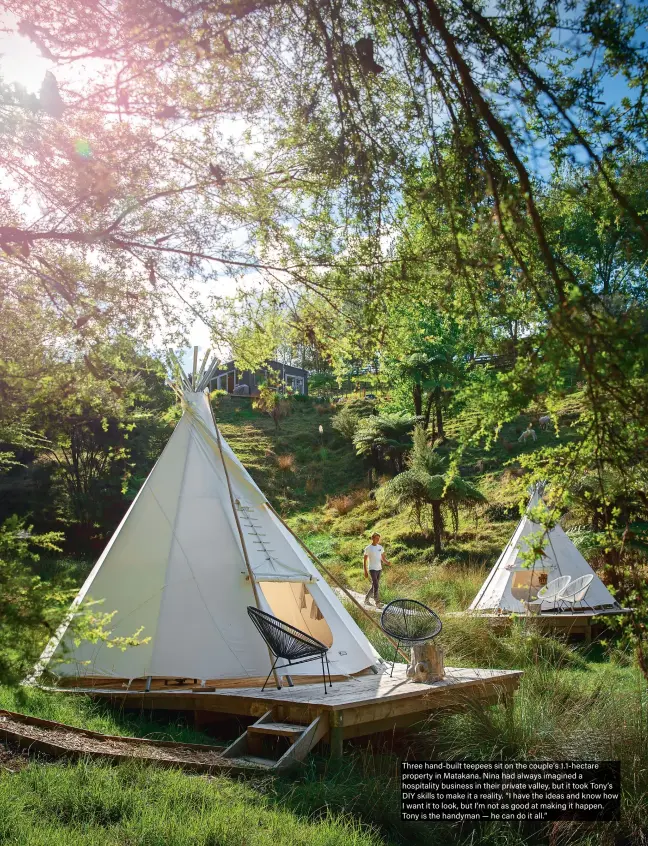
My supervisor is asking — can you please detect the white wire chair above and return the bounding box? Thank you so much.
[556,574,594,613]
[535,575,572,611]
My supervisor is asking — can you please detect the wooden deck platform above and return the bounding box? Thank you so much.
[335,587,631,646]
[52,665,522,759]
[454,608,631,644]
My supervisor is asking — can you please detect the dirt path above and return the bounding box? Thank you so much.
[334,587,382,612]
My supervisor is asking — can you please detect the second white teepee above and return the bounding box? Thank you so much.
[469,490,620,614]
[38,386,380,684]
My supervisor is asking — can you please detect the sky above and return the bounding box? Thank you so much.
[0,20,233,368]
[0,33,47,91]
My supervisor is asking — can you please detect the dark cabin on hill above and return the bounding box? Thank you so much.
[209,360,308,396]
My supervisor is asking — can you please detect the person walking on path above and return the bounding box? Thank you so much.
[363,532,392,608]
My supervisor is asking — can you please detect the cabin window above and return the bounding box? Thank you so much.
[286,375,304,394]
[259,582,333,646]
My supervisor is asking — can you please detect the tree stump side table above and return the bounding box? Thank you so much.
[406,641,445,683]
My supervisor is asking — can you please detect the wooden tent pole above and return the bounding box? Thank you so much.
[195,348,211,391]
[266,503,409,662]
[211,411,281,688]
[168,350,192,392]
[192,346,199,389]
[200,357,220,392]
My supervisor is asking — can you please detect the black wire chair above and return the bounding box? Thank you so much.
[247,606,333,694]
[380,599,443,677]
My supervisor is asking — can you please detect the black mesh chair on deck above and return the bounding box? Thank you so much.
[247,606,333,694]
[380,599,443,677]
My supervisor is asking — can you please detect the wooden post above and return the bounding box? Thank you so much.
[168,350,192,392]
[192,346,199,389]
[266,503,410,662]
[211,412,281,689]
[500,683,515,709]
[329,711,344,758]
[195,348,211,391]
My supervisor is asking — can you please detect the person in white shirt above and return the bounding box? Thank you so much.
[363,532,391,608]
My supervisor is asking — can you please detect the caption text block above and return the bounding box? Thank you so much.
[401,760,620,822]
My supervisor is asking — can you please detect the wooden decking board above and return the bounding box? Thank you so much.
[452,608,631,620]
[248,722,305,737]
[189,667,521,710]
[41,665,522,757]
[51,666,521,713]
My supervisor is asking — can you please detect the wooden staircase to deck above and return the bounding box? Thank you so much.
[222,709,327,771]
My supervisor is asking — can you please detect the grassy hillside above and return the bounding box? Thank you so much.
[214,393,586,612]
[215,394,367,510]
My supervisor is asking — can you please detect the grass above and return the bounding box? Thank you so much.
[0,760,381,846]
[0,685,221,746]
[215,395,366,511]
[4,655,645,846]
[428,661,648,845]
[273,642,647,846]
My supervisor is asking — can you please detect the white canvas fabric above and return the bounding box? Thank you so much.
[469,491,620,614]
[39,390,380,682]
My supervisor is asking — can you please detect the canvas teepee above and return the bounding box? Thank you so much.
[37,359,380,685]
[469,489,620,614]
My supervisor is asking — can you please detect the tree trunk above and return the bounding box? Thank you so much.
[372,447,381,476]
[423,391,435,430]
[412,382,422,416]
[431,500,443,555]
[435,399,444,441]
[406,641,444,683]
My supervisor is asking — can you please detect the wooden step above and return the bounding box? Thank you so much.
[236,755,277,769]
[247,721,305,739]
[222,711,327,771]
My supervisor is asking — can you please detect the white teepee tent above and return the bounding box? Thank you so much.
[469,490,620,614]
[38,369,380,685]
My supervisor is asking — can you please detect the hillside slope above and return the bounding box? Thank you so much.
[213,394,560,612]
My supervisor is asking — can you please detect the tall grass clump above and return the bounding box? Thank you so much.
[276,454,296,472]
[416,564,487,612]
[0,760,382,846]
[327,489,369,516]
[439,617,590,671]
[427,663,648,845]
[275,756,520,846]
